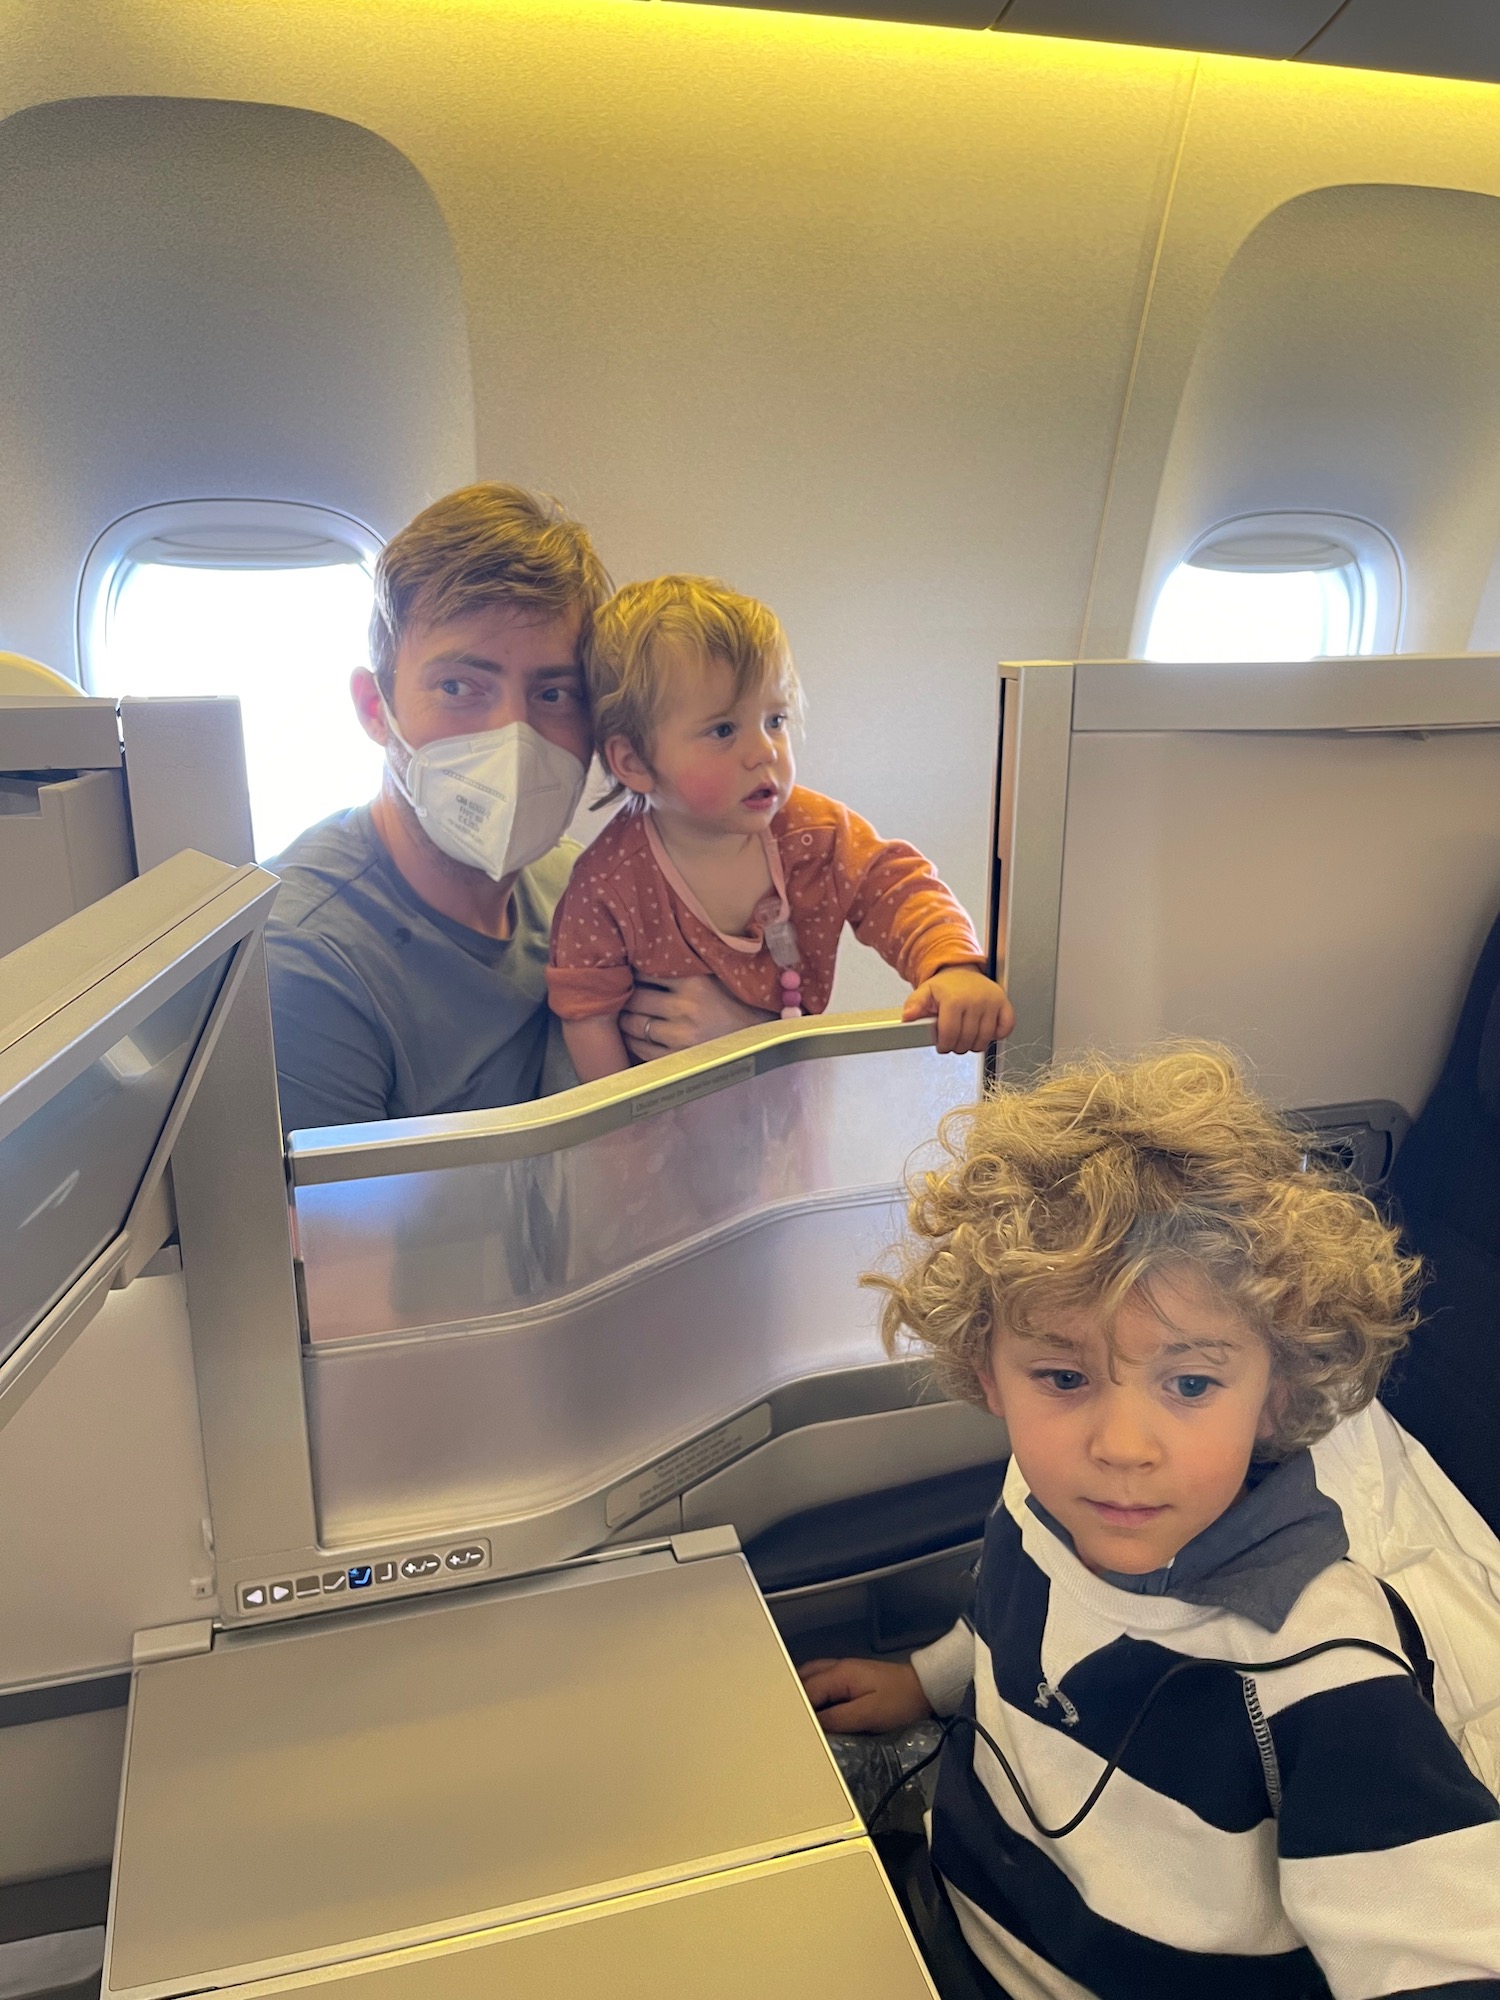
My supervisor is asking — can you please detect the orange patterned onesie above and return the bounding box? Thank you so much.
[546,785,984,1022]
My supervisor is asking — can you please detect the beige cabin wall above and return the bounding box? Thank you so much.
[1081,54,1500,657]
[0,5,1498,1007]
[1,0,1195,1007]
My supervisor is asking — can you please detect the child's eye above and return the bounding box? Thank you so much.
[1034,1369,1087,1394]
[767,711,789,732]
[707,721,735,741]
[1170,1374,1218,1401]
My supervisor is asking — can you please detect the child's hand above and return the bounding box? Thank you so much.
[903,965,1015,1054]
[798,1657,932,1733]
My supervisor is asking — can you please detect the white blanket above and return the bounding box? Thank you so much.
[1313,1402,1500,1795]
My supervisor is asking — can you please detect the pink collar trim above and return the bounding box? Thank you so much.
[642,815,790,956]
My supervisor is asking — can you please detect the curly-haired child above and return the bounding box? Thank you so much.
[800,1046,1500,2000]
[546,576,1012,1078]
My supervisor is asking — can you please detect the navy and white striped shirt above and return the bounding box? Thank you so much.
[910,1461,1500,2000]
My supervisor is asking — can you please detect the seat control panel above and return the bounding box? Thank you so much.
[237,1541,491,1615]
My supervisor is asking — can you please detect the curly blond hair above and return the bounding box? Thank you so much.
[584,575,804,808]
[867,1045,1421,1459]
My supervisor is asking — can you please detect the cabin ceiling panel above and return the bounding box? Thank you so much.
[706,0,1006,25]
[1302,0,1500,85]
[995,0,1340,59]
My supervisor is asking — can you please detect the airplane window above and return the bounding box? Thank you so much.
[84,505,384,860]
[1142,519,1397,663]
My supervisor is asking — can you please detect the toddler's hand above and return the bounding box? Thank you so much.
[798,1657,932,1733]
[903,965,1015,1054]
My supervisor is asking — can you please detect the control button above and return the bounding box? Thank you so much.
[322,1571,346,1592]
[269,1581,294,1604]
[241,1584,267,1610]
[348,1565,373,1589]
[374,1561,397,1585]
[399,1553,440,1579]
[445,1545,487,1571]
[295,1575,321,1599]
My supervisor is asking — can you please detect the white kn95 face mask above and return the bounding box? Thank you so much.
[382,706,587,881]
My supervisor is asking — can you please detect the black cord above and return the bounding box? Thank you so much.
[866,1636,1418,1839]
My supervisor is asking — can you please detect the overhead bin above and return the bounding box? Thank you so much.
[0,848,279,1429]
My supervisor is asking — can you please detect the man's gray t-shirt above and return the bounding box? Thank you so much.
[264,805,577,1132]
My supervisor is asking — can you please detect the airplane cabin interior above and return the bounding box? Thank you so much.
[4,1,1500,1997]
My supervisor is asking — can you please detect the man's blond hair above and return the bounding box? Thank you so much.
[583,576,804,807]
[868,1045,1421,1459]
[370,484,611,697]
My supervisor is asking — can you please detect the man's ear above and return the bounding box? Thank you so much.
[604,734,655,798]
[351,667,390,747]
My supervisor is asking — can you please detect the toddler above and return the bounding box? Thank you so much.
[546,576,1013,1080]
[801,1046,1500,2000]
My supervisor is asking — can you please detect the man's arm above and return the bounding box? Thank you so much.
[264,929,396,1132]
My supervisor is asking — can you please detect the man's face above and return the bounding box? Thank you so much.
[978,1268,1276,1576]
[356,601,590,768]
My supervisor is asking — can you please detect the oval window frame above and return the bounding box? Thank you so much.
[77,497,380,690]
[1140,511,1405,661]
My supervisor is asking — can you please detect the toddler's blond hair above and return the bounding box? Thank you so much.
[868,1045,1421,1459]
[584,575,803,807]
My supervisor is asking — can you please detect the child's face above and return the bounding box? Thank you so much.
[977,1267,1277,1576]
[609,650,796,836]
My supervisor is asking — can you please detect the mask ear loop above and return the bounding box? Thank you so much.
[375,690,421,813]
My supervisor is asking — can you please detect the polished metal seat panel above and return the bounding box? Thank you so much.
[305,1198,907,1544]
[220,1845,937,2000]
[293,1042,976,1550]
[293,1045,965,1342]
[106,1550,860,2000]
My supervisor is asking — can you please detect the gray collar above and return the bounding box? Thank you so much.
[1027,1450,1348,1631]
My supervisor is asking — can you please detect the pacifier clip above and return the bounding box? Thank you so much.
[642,817,804,1018]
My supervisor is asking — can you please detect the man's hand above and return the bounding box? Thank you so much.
[619,975,774,1064]
[798,1657,931,1734]
[903,964,1015,1055]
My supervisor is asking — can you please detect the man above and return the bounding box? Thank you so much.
[265,483,767,1131]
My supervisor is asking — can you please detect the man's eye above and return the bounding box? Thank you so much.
[1037,1369,1087,1393]
[1172,1375,1217,1401]
[436,677,467,698]
[536,685,578,705]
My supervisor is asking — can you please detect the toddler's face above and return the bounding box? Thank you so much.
[626,650,796,835]
[978,1267,1277,1576]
